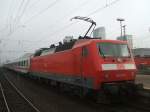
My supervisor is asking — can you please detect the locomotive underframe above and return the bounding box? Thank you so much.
[100,81,143,99]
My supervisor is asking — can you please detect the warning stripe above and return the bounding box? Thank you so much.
[102,64,136,70]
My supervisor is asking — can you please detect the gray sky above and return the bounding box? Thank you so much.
[0,0,150,63]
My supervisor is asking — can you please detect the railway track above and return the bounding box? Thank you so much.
[1,68,150,112]
[0,73,41,112]
[0,83,10,112]
[120,88,150,112]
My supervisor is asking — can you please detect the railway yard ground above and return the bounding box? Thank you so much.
[1,68,150,112]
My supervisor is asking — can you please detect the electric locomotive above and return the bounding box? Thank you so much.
[4,16,138,100]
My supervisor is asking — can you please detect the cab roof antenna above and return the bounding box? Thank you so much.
[71,16,96,38]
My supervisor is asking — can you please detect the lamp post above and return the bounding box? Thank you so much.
[117,18,125,38]
[122,25,126,38]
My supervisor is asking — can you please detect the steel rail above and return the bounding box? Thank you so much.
[126,101,150,112]
[4,74,41,112]
[123,90,150,112]
[0,82,11,112]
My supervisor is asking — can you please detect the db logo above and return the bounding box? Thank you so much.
[117,64,125,69]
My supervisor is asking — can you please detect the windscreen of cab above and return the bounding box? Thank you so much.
[97,42,130,57]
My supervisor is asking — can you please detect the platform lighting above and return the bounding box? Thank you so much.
[122,25,126,37]
[117,18,125,38]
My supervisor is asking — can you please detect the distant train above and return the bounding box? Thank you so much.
[4,17,139,101]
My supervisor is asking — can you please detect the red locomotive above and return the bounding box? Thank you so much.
[4,17,138,101]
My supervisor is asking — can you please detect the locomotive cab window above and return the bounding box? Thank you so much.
[82,47,88,57]
[97,43,130,58]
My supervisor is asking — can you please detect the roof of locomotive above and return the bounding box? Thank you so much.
[73,38,128,48]
[32,38,128,57]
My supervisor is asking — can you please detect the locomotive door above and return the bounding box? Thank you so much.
[81,46,89,88]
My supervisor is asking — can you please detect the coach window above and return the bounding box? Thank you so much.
[82,47,88,57]
[25,60,27,66]
[23,61,25,66]
[24,61,26,67]
[24,61,25,66]
[26,60,28,66]
[27,60,29,66]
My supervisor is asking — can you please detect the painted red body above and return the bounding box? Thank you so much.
[29,39,136,89]
[5,39,137,90]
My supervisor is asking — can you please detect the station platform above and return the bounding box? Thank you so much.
[136,74,150,90]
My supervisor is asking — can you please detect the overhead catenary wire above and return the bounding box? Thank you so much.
[27,0,42,10]
[24,0,62,24]
[0,50,32,53]
[0,0,17,34]
[9,0,25,34]
[35,0,95,41]
[38,0,121,42]
[0,0,29,36]
[0,0,121,45]
[2,0,62,38]
[52,0,120,39]
[87,0,120,16]
[0,38,41,43]
[58,0,92,21]
[13,0,25,25]
[4,0,30,37]
[13,0,30,31]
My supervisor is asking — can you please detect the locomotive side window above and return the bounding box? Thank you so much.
[82,47,88,57]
